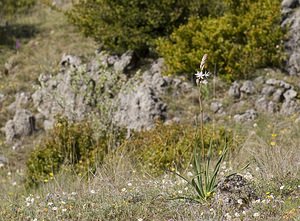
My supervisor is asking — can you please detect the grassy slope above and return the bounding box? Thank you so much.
[0,2,299,221]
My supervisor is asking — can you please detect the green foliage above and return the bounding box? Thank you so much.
[66,0,222,55]
[0,0,35,19]
[174,138,228,202]
[156,0,285,80]
[119,122,233,175]
[26,118,108,187]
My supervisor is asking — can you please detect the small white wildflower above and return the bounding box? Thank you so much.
[7,172,11,176]
[209,208,215,213]
[90,189,96,194]
[253,123,258,127]
[137,218,143,221]
[121,188,127,192]
[280,185,285,190]
[127,183,132,187]
[255,167,260,171]
[178,190,183,194]
[62,208,67,212]
[71,192,77,196]
[52,207,58,211]
[234,212,240,217]
[253,212,260,217]
[242,211,247,215]
[237,199,243,205]
[244,172,253,180]
[61,200,66,204]
[187,172,193,177]
[225,213,232,220]
[0,163,4,168]
[184,187,188,191]
[12,181,17,186]
[47,202,53,206]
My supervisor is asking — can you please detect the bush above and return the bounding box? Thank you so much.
[156,0,285,80]
[66,0,222,56]
[0,0,35,19]
[26,118,112,187]
[118,122,233,175]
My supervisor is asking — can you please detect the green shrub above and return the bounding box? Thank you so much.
[156,0,285,80]
[26,118,109,187]
[0,0,35,19]
[66,0,223,55]
[118,122,233,175]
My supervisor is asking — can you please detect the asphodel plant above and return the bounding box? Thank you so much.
[173,54,228,202]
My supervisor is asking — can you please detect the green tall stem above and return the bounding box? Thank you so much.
[198,83,205,159]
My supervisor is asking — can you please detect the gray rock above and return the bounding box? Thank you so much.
[240,80,255,95]
[228,81,240,98]
[113,51,135,73]
[114,84,167,131]
[282,5,300,75]
[0,93,5,104]
[7,92,32,114]
[282,0,299,9]
[266,78,279,86]
[193,113,211,124]
[255,97,278,113]
[0,155,8,166]
[3,109,36,143]
[280,99,300,115]
[210,101,224,114]
[60,54,81,68]
[272,89,285,102]
[261,85,276,96]
[279,80,292,89]
[233,109,258,122]
[214,174,257,213]
[283,89,297,100]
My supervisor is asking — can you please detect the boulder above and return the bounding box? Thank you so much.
[228,81,241,98]
[233,109,258,122]
[240,80,255,95]
[114,84,167,131]
[280,99,300,115]
[3,109,36,143]
[282,4,300,75]
[283,89,297,101]
[210,101,224,114]
[113,50,135,73]
[255,97,279,113]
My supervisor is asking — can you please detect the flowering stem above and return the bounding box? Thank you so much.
[198,84,205,159]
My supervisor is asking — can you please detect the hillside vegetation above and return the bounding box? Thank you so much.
[0,1,299,220]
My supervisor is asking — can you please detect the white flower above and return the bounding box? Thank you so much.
[234,212,240,217]
[178,190,183,194]
[137,218,143,221]
[71,192,77,196]
[127,183,132,187]
[237,199,243,205]
[253,212,260,217]
[62,208,67,212]
[280,185,285,190]
[90,189,96,194]
[47,202,53,206]
[195,71,210,80]
[52,207,58,211]
[121,188,127,192]
[187,172,193,177]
